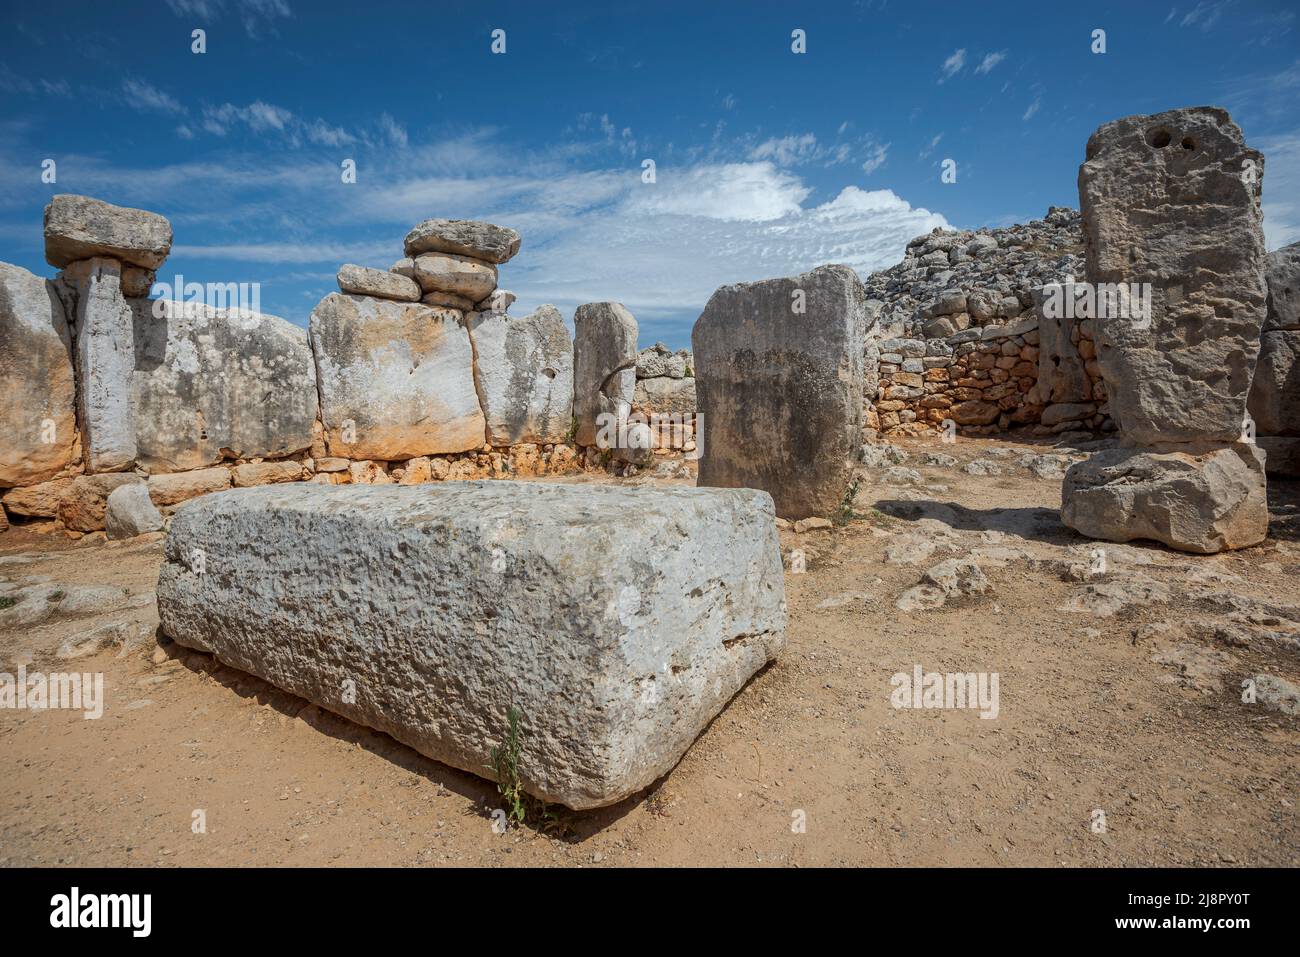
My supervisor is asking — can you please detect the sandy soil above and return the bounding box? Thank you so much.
[2,435,1297,867]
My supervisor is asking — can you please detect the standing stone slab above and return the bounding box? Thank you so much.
[572,302,638,449]
[693,264,867,519]
[1247,330,1300,437]
[157,482,787,810]
[131,300,319,472]
[65,258,137,472]
[404,219,521,264]
[1262,241,1299,334]
[467,306,574,446]
[309,293,485,459]
[0,262,77,487]
[45,194,172,270]
[1080,107,1267,444]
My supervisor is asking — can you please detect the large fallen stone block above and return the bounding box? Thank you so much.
[105,482,163,539]
[157,482,787,810]
[1061,443,1267,553]
[336,263,420,302]
[572,302,639,450]
[0,262,78,487]
[1079,107,1268,445]
[44,194,172,270]
[404,219,521,264]
[467,306,574,446]
[309,293,485,458]
[693,264,867,519]
[64,258,137,472]
[131,300,319,472]
[58,473,145,532]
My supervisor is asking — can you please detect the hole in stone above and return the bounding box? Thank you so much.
[1147,128,1172,149]
[541,368,557,379]
[1181,137,1195,150]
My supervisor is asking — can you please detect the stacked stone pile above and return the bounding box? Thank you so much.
[863,207,1113,438]
[1061,107,1270,553]
[631,342,697,453]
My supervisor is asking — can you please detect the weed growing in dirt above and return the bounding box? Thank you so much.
[490,706,527,825]
[833,479,861,526]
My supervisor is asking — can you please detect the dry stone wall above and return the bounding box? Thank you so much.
[1,195,692,537]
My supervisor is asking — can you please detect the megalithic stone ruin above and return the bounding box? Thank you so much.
[693,264,869,520]
[1061,106,1270,553]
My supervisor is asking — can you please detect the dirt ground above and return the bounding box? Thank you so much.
[2,434,1297,867]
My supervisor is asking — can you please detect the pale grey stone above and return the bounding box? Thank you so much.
[403,219,521,264]
[1061,443,1268,553]
[63,258,137,472]
[104,482,163,539]
[0,262,77,487]
[632,376,696,416]
[412,253,497,302]
[131,299,318,472]
[44,194,172,270]
[157,481,787,810]
[572,301,638,449]
[309,293,485,459]
[337,263,421,302]
[1263,241,1300,332]
[466,306,573,446]
[1080,107,1268,444]
[694,264,866,519]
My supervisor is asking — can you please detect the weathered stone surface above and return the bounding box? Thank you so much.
[694,265,867,519]
[1080,107,1267,444]
[1257,436,1300,477]
[477,288,516,314]
[105,482,163,539]
[44,194,172,270]
[309,293,485,459]
[231,460,305,487]
[63,258,137,472]
[467,306,574,446]
[633,376,697,416]
[58,473,144,532]
[573,302,639,448]
[1061,443,1267,553]
[336,263,421,302]
[1263,241,1300,332]
[1247,329,1300,436]
[412,253,497,302]
[1036,294,1090,405]
[0,262,77,487]
[120,266,155,298]
[158,481,786,810]
[131,299,319,473]
[636,344,688,379]
[1,477,75,518]
[147,466,232,506]
[404,219,521,265]
[420,290,475,312]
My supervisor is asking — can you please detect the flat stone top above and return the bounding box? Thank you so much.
[44,193,173,270]
[403,218,522,264]
[175,479,777,530]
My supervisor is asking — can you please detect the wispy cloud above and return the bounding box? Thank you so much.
[1022,96,1042,121]
[122,78,185,115]
[165,0,292,38]
[975,51,1007,75]
[938,48,966,84]
[1180,1,1233,31]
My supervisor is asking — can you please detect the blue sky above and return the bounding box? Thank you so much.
[1,0,1297,349]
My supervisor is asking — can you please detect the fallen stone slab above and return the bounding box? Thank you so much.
[336,263,421,302]
[131,299,319,472]
[412,253,497,302]
[466,306,574,446]
[157,481,787,810]
[309,293,485,458]
[1061,443,1267,553]
[693,264,868,519]
[44,194,172,270]
[404,219,521,264]
[0,262,78,487]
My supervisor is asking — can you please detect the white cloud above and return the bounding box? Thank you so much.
[749,133,820,166]
[1022,96,1042,121]
[861,141,889,175]
[939,48,966,83]
[1260,130,1300,249]
[1180,1,1231,31]
[122,78,185,115]
[975,51,1007,75]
